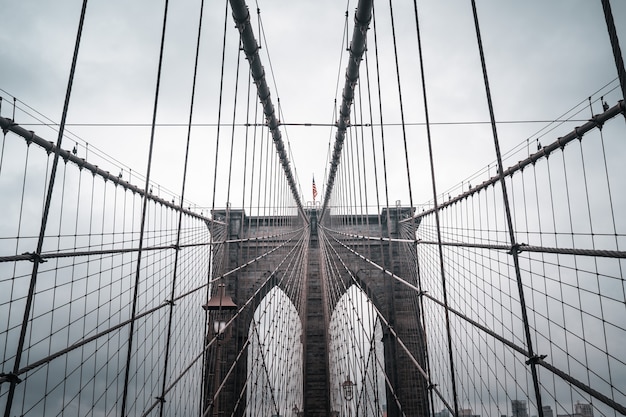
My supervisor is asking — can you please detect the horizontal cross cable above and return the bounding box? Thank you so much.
[0,301,167,384]
[416,240,626,258]
[401,100,626,223]
[0,116,221,225]
[14,119,595,128]
[0,243,203,263]
[326,223,626,414]
[0,228,306,387]
[322,228,626,258]
[0,228,303,263]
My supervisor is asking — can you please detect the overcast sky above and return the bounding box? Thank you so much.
[2,2,626,416]
[1,0,625,210]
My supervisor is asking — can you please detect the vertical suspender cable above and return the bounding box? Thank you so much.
[387,0,414,209]
[3,1,89,416]
[600,0,626,101]
[225,44,243,206]
[120,1,169,415]
[469,1,545,416]
[202,2,229,412]
[229,0,307,221]
[411,2,458,416]
[321,0,373,220]
[369,5,404,412]
[157,0,205,415]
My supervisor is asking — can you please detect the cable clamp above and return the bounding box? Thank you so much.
[574,126,583,140]
[165,299,175,307]
[155,396,166,404]
[427,382,438,391]
[0,372,22,384]
[22,252,46,263]
[507,243,526,255]
[525,354,547,365]
[1,121,12,136]
[590,115,604,130]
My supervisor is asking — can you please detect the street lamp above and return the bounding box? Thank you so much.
[202,284,238,338]
[342,378,355,417]
[342,378,355,401]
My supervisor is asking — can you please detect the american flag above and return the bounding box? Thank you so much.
[312,176,318,201]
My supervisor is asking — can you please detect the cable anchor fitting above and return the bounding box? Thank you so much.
[590,115,605,131]
[23,252,46,263]
[0,372,22,384]
[525,354,547,365]
[508,243,526,255]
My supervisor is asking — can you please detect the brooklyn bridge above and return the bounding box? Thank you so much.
[1,0,625,416]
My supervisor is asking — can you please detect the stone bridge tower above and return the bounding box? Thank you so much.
[203,208,429,417]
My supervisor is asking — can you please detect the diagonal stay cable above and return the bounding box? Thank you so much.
[319,228,456,416]
[209,227,305,283]
[321,236,399,415]
[201,338,252,417]
[137,229,308,414]
[0,228,304,263]
[321,227,626,258]
[0,191,304,392]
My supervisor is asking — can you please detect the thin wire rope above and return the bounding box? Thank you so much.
[469,2,544,416]
[210,0,230,213]
[120,1,170,413]
[387,0,414,209]
[601,0,626,100]
[157,0,205,413]
[320,228,450,415]
[142,230,307,417]
[225,41,243,207]
[3,1,89,415]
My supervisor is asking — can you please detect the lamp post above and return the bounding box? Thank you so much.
[202,284,237,416]
[342,378,355,401]
[203,284,238,337]
[342,378,355,417]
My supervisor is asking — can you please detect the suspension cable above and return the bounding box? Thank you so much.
[3,2,90,416]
